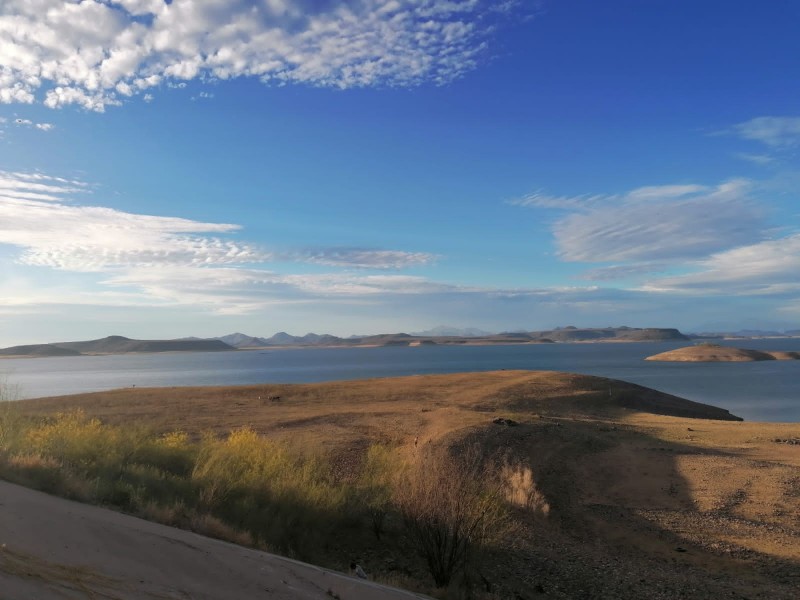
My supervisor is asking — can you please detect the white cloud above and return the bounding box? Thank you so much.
[0,171,86,201]
[0,170,440,313]
[0,0,516,111]
[580,263,668,281]
[523,180,763,263]
[509,190,607,210]
[625,184,708,200]
[8,117,55,131]
[644,234,800,296]
[735,152,774,166]
[97,267,464,314]
[294,247,436,269]
[733,116,800,147]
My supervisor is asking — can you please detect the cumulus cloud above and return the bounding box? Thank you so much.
[733,116,800,147]
[0,0,515,111]
[1,117,55,131]
[518,180,764,263]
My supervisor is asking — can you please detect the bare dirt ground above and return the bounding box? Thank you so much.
[0,479,429,600]
[10,370,800,598]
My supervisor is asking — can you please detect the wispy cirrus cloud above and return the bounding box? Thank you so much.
[516,180,764,263]
[294,247,436,269]
[735,153,774,166]
[0,170,439,312]
[643,233,800,296]
[0,174,255,271]
[509,190,607,210]
[733,116,800,147]
[0,0,518,111]
[579,263,670,282]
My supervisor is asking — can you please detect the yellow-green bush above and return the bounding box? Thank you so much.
[23,411,131,472]
[191,428,349,558]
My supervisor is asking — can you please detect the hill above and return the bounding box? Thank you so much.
[530,326,689,342]
[0,336,235,357]
[0,344,81,357]
[646,344,800,362]
[17,372,800,598]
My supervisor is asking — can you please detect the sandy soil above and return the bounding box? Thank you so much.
[0,480,428,600]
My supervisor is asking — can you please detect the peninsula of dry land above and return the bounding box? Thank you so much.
[3,371,800,599]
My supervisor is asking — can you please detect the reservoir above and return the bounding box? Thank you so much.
[2,339,799,422]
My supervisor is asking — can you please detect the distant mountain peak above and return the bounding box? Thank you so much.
[410,325,493,337]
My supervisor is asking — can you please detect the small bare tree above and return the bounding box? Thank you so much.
[393,444,509,588]
[355,444,395,540]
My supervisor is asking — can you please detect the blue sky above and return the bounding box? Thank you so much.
[1,0,799,346]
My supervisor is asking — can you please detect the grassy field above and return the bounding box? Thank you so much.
[3,370,800,599]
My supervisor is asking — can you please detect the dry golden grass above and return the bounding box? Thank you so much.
[9,370,800,598]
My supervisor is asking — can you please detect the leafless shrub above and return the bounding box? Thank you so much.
[393,444,510,588]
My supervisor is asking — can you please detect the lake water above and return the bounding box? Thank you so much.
[2,339,799,422]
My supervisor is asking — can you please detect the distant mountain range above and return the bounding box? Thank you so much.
[14,325,799,359]
[688,329,800,339]
[213,326,690,348]
[409,326,493,337]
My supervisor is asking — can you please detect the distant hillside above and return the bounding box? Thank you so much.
[688,328,800,339]
[529,327,688,342]
[0,336,235,357]
[0,344,81,357]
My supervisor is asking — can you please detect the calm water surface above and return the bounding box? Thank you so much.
[2,339,799,422]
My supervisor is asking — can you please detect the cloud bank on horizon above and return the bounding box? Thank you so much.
[0,1,798,344]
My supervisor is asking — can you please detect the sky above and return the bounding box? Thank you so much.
[1,0,799,346]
